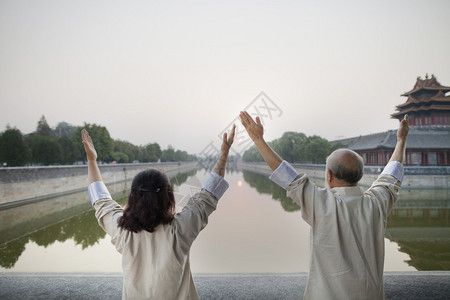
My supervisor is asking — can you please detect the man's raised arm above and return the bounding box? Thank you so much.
[389,115,409,164]
[239,111,283,171]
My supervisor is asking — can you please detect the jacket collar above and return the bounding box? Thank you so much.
[330,185,364,196]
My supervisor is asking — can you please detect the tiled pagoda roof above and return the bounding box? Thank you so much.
[391,104,450,118]
[401,74,450,96]
[396,92,450,109]
[392,74,450,120]
[331,128,450,150]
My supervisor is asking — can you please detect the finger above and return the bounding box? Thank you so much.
[247,112,258,126]
[83,130,90,142]
[255,116,262,127]
[239,111,249,127]
[228,124,236,143]
[401,115,408,127]
[230,124,236,137]
[82,130,88,143]
[240,111,252,122]
[243,111,254,123]
[82,139,90,151]
[240,111,255,127]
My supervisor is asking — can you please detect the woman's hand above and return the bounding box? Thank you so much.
[213,124,236,178]
[221,124,236,154]
[81,129,98,162]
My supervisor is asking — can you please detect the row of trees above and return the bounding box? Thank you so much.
[242,131,341,164]
[0,116,196,167]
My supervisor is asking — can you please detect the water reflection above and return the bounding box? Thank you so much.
[0,170,196,269]
[0,209,104,269]
[242,171,300,212]
[241,170,450,271]
[387,189,450,270]
[2,168,448,272]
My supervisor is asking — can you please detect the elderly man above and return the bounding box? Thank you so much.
[240,111,409,300]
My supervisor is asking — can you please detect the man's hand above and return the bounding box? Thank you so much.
[397,114,409,141]
[81,129,98,162]
[389,114,409,164]
[239,111,282,170]
[239,111,264,144]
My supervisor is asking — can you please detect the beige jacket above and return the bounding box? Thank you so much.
[88,172,228,299]
[270,161,403,300]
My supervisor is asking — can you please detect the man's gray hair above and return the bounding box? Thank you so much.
[326,149,364,185]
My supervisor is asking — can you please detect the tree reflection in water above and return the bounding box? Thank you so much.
[242,170,300,212]
[387,208,450,270]
[241,169,450,271]
[0,170,197,269]
[0,209,106,269]
[2,168,449,272]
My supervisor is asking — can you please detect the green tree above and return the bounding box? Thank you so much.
[72,124,114,162]
[304,136,332,164]
[54,122,76,137]
[175,150,189,161]
[135,146,146,162]
[331,142,345,152]
[144,143,162,162]
[111,151,129,163]
[242,131,334,164]
[242,145,263,162]
[271,132,307,162]
[37,115,53,136]
[31,136,62,165]
[0,128,31,166]
[57,136,80,164]
[114,140,139,163]
[161,145,175,162]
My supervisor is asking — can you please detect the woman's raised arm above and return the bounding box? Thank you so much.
[81,129,103,184]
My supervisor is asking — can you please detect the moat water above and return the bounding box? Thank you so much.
[1,168,449,272]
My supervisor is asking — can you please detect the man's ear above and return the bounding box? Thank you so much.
[327,169,333,185]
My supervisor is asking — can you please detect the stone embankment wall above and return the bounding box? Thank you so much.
[0,162,198,208]
[240,162,450,189]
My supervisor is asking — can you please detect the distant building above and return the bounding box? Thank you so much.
[391,74,450,127]
[332,74,450,166]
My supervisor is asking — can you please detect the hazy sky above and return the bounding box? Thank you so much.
[1,0,449,154]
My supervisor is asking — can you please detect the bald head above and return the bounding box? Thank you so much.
[326,149,364,186]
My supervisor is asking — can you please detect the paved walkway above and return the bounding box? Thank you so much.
[1,272,449,299]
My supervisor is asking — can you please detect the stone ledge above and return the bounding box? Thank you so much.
[240,162,450,189]
[1,272,449,300]
[0,162,198,205]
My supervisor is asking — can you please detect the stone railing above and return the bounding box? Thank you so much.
[239,162,449,189]
[0,162,198,207]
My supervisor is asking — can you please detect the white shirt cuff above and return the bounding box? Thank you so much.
[202,172,229,200]
[269,160,300,189]
[381,161,404,182]
[88,181,112,205]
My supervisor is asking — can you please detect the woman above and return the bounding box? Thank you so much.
[82,125,235,300]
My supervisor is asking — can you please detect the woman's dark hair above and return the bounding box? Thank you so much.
[118,168,175,233]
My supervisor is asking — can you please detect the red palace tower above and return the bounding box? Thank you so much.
[332,74,450,166]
